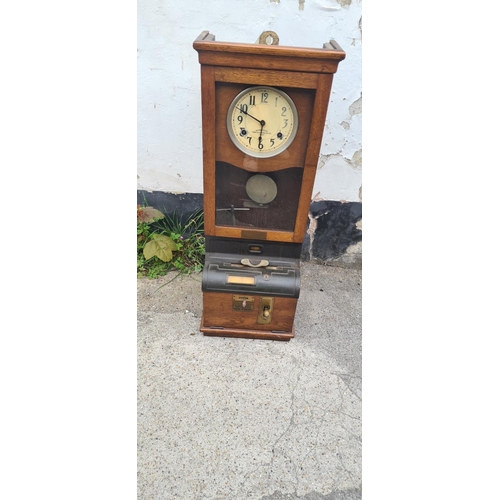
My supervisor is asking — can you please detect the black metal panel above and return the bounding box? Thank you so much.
[202,237,301,298]
[205,236,302,260]
[202,260,300,298]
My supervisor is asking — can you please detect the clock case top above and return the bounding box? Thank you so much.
[193,31,345,244]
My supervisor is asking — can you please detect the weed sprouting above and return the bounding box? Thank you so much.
[137,205,205,279]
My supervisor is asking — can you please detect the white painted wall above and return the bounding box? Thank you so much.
[137,0,362,202]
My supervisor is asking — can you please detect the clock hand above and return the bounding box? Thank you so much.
[236,106,265,126]
[258,122,264,146]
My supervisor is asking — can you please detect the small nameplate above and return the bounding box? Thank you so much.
[233,295,255,311]
[241,230,267,240]
[227,275,255,285]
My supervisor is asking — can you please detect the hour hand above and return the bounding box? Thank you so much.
[236,106,265,126]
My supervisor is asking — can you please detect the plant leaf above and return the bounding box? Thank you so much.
[138,206,165,223]
[143,235,177,262]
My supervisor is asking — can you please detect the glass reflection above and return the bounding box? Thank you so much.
[215,161,303,232]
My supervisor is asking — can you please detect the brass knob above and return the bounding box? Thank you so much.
[263,306,270,318]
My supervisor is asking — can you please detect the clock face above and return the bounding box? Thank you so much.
[226,86,299,158]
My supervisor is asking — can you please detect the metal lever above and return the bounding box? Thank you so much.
[241,258,269,268]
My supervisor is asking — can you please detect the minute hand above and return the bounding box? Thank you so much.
[237,106,265,126]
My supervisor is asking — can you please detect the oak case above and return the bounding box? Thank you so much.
[193,32,345,340]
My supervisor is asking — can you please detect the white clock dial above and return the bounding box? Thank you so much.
[226,86,299,158]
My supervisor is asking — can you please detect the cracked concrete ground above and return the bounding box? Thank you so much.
[137,262,361,499]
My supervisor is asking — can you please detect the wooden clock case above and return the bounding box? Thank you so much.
[193,31,345,341]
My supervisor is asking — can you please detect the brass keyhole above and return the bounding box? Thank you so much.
[257,297,274,324]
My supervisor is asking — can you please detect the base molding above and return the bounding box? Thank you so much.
[200,317,294,341]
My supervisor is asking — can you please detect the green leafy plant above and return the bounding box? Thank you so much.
[137,204,205,279]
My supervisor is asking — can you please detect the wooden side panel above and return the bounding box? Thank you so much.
[303,73,334,169]
[293,73,335,242]
[202,292,297,332]
[200,65,216,236]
